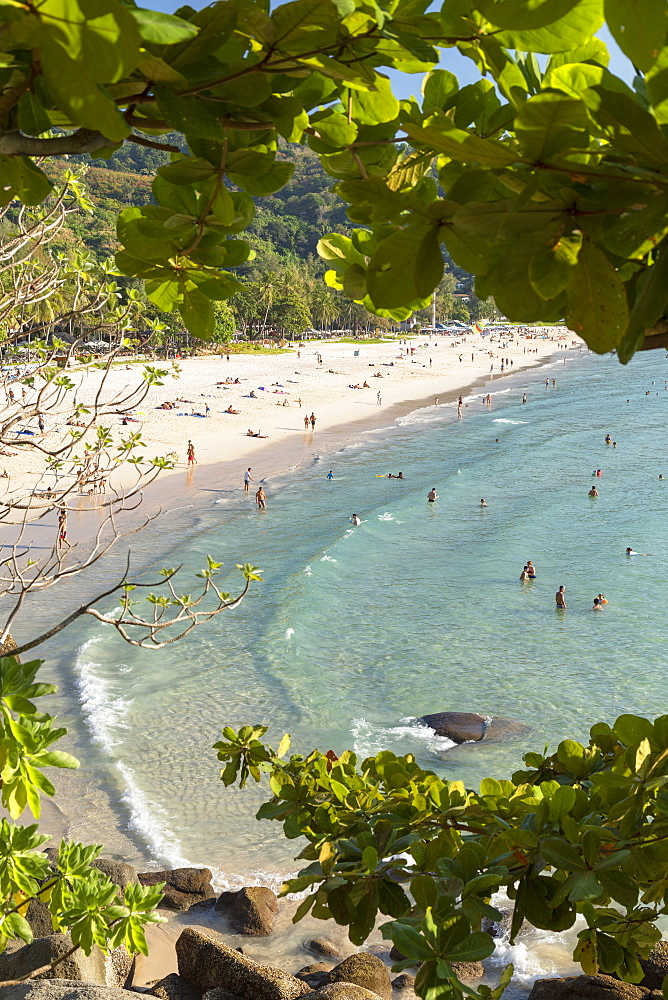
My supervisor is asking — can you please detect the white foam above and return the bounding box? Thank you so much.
[493,419,527,425]
[321,554,337,562]
[285,627,295,639]
[378,512,395,521]
[76,638,131,752]
[304,565,313,576]
[351,717,456,758]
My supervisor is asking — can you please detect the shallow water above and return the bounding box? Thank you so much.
[23,346,668,983]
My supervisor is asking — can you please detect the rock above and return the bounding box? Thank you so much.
[419,712,529,744]
[0,632,20,659]
[389,947,411,965]
[3,982,138,1000]
[307,939,342,959]
[202,991,244,1000]
[214,886,278,936]
[328,954,392,1000]
[0,934,106,985]
[391,976,415,992]
[306,986,383,1000]
[640,942,668,990]
[104,946,134,989]
[25,898,55,938]
[150,973,201,1000]
[451,962,484,980]
[176,927,310,999]
[91,859,138,892]
[421,712,486,743]
[139,868,216,911]
[528,975,649,1000]
[296,965,333,990]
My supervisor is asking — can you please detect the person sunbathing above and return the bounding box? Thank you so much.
[362,381,370,388]
[226,405,240,414]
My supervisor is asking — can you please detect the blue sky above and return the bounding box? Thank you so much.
[149,0,634,101]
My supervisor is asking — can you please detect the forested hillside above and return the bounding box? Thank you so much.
[54,141,481,337]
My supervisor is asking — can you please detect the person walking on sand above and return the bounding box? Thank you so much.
[304,415,310,430]
[377,391,382,405]
[255,486,266,510]
[556,585,567,609]
[244,468,253,492]
[187,440,196,467]
[57,509,71,550]
[310,412,316,430]
[205,404,210,418]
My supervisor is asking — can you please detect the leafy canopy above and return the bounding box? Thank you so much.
[217,713,668,1000]
[2,0,668,357]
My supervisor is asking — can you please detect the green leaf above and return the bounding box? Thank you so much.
[350,76,400,125]
[404,117,518,167]
[17,91,51,135]
[446,931,496,963]
[179,286,214,338]
[158,158,216,186]
[486,0,606,54]
[422,69,459,112]
[130,7,199,44]
[367,222,441,308]
[529,234,582,300]
[605,0,667,72]
[229,161,294,196]
[618,245,668,363]
[514,91,589,161]
[564,241,629,352]
[540,838,587,871]
[614,714,654,746]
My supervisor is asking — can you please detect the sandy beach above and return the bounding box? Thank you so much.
[0,329,576,524]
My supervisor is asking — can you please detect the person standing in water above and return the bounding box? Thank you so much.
[527,561,536,579]
[520,565,529,581]
[244,468,253,492]
[255,486,266,509]
[427,487,438,502]
[522,393,527,404]
[304,415,309,430]
[556,586,567,609]
[310,412,316,430]
[480,498,487,507]
[327,470,334,480]
[187,440,196,467]
[350,514,361,526]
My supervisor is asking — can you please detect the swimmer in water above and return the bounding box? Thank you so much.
[480,498,487,507]
[660,475,665,480]
[520,565,529,581]
[427,487,438,502]
[588,486,598,497]
[598,593,608,604]
[605,434,612,444]
[626,547,649,556]
[527,560,536,579]
[593,598,603,610]
[327,470,334,480]
[555,585,566,609]
[350,514,361,526]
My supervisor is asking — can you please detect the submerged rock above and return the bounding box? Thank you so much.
[297,964,333,990]
[215,886,278,935]
[420,711,530,744]
[528,975,649,1000]
[138,868,215,911]
[306,939,342,959]
[391,976,415,992]
[327,954,391,1000]
[176,926,310,999]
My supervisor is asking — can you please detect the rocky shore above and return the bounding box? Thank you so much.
[5,858,668,1000]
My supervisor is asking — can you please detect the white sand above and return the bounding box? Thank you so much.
[0,330,576,509]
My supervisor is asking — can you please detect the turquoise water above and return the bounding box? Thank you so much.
[34,348,668,893]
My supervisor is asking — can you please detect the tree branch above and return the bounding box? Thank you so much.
[0,130,112,156]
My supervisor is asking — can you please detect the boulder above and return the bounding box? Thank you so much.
[202,992,244,1000]
[528,975,648,1000]
[2,983,137,1000]
[328,955,391,1000]
[296,964,333,990]
[0,632,20,659]
[139,868,216,911]
[91,859,138,892]
[0,934,106,985]
[305,987,382,1000]
[214,887,278,935]
[150,973,201,1000]
[25,898,55,939]
[306,939,342,959]
[421,712,486,743]
[176,927,310,1000]
[420,712,529,744]
[104,947,134,990]
[451,962,484,980]
[391,976,415,992]
[639,942,668,990]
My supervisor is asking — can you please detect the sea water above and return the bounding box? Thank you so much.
[25,347,668,982]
